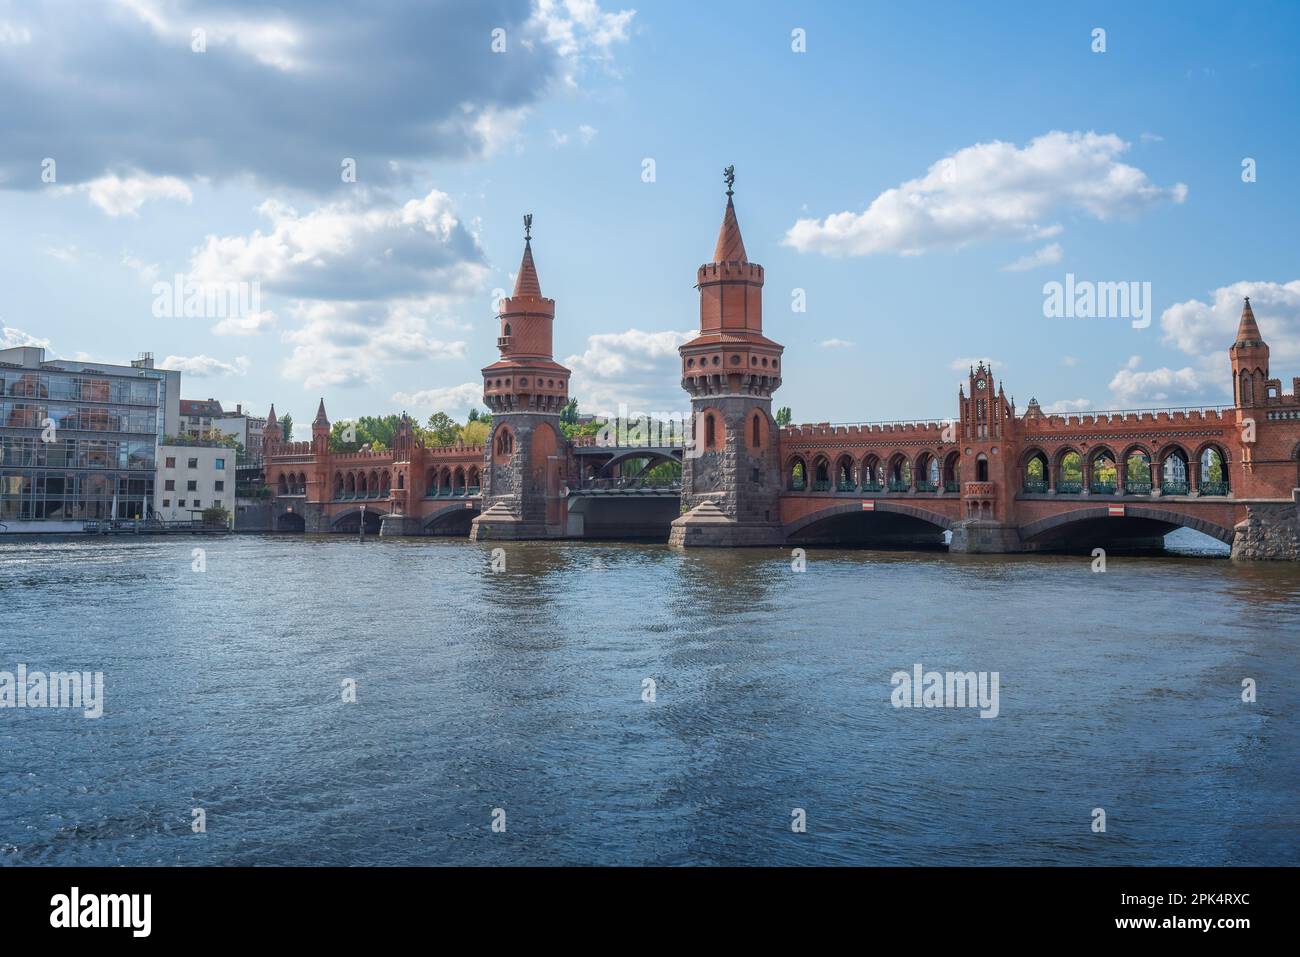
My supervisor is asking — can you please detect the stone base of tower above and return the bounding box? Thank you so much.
[948,520,1025,554]
[668,501,784,548]
[379,513,423,537]
[469,502,556,542]
[1230,495,1300,561]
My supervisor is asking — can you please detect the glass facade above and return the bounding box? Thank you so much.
[0,363,159,522]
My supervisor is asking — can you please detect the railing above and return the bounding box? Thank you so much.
[1161,480,1189,495]
[791,480,806,491]
[943,480,960,493]
[887,479,910,492]
[1022,480,1048,494]
[1125,481,1153,495]
[862,481,885,493]
[1056,480,1083,494]
[915,480,938,492]
[1198,481,1229,496]
[812,480,831,492]
[1089,481,1117,495]
[578,477,682,492]
[836,480,856,492]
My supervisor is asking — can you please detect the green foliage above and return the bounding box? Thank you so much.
[279,414,293,442]
[201,505,230,526]
[459,420,489,447]
[425,412,462,447]
[775,407,792,426]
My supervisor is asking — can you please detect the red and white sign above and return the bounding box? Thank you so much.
[861,501,875,511]
[1108,505,1126,517]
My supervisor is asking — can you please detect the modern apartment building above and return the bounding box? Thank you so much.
[156,444,236,523]
[179,399,267,465]
[0,346,180,531]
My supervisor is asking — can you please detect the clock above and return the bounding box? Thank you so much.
[976,378,986,390]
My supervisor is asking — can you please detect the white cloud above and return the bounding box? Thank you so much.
[1061,355,1078,366]
[213,310,277,337]
[1107,355,1205,406]
[71,172,193,217]
[531,0,636,60]
[1001,242,1062,272]
[43,245,78,263]
[578,123,598,144]
[159,354,251,377]
[564,328,693,415]
[820,338,854,348]
[1,326,50,349]
[122,253,160,283]
[391,382,484,416]
[280,299,468,390]
[784,131,1186,257]
[0,21,32,45]
[1161,280,1300,363]
[1041,398,1092,414]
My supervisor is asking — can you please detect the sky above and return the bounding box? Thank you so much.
[2,0,1298,437]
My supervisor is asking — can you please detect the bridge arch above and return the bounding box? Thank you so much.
[785,500,955,544]
[596,448,682,477]
[786,454,807,491]
[860,453,883,489]
[1018,505,1234,548]
[329,507,384,534]
[423,501,480,535]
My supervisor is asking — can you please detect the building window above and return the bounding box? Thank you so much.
[187,458,198,469]
[187,480,197,491]
[164,479,175,491]
[165,457,176,468]
[215,458,225,470]
[214,481,224,492]
[178,499,186,507]
[162,499,170,507]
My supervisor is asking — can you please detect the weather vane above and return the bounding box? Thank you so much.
[723,165,735,196]
[523,213,533,241]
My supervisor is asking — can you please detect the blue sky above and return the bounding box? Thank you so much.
[2,0,1298,436]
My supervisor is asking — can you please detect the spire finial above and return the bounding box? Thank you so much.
[523,213,532,243]
[723,164,735,197]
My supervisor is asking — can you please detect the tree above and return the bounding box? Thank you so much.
[425,412,462,447]
[775,407,792,427]
[279,413,294,442]
[460,420,490,447]
[201,505,231,527]
[560,398,579,424]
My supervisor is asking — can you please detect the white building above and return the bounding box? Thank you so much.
[156,444,235,525]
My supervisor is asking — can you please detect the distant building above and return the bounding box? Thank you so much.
[178,398,224,437]
[156,443,235,524]
[0,347,180,530]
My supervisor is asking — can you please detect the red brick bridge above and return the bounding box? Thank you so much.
[265,178,1300,560]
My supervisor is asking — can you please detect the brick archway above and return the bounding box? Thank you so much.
[783,500,956,538]
[1018,505,1234,545]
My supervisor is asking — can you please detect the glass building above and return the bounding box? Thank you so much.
[0,346,179,525]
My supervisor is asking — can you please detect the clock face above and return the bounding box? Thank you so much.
[976,378,986,390]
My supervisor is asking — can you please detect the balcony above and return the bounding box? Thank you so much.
[496,335,511,349]
[963,481,996,497]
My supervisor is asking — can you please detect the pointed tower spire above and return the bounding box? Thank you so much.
[513,213,542,298]
[313,397,329,427]
[265,404,277,427]
[1234,296,1264,346]
[263,403,282,447]
[713,166,747,263]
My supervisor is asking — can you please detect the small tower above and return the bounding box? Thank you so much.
[312,398,330,454]
[470,215,572,541]
[1230,297,1270,408]
[669,166,784,547]
[263,404,282,448]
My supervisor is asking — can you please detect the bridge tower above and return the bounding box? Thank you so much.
[470,215,571,541]
[948,362,1023,553]
[669,168,785,547]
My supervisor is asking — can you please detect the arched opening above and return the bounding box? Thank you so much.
[786,502,951,549]
[1057,450,1082,494]
[333,473,344,499]
[887,454,912,492]
[1123,447,1152,495]
[750,412,765,450]
[834,455,856,491]
[1161,447,1189,495]
[346,472,356,497]
[975,454,989,483]
[1088,448,1117,495]
[942,451,961,492]
[861,454,883,492]
[440,467,452,495]
[811,456,831,492]
[397,472,405,490]
[275,511,305,532]
[277,473,288,495]
[788,457,807,491]
[915,452,939,492]
[1022,450,1049,493]
[496,427,514,457]
[357,472,367,496]
[1198,445,1229,495]
[468,466,481,494]
[368,470,380,498]
[705,413,717,450]
[380,470,391,495]
[453,467,466,495]
[1020,506,1233,556]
